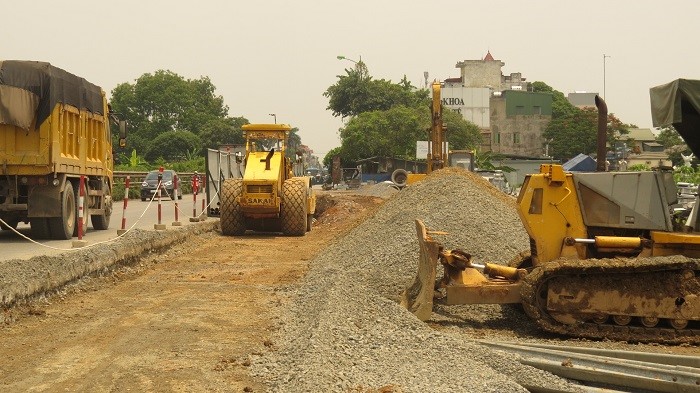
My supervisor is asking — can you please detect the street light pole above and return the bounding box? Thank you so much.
[269,113,276,124]
[603,54,611,100]
[337,55,364,78]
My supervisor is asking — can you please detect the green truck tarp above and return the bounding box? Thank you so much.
[650,79,700,156]
[0,60,104,130]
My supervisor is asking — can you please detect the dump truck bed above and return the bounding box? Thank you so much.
[0,60,111,176]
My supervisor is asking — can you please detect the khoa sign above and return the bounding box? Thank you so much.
[442,97,465,106]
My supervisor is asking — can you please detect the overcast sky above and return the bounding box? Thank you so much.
[6,1,699,160]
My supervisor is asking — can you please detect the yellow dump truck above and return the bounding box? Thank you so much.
[0,61,126,239]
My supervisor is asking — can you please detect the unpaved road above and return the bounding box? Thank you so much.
[0,193,383,392]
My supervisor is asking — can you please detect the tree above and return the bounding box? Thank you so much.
[323,67,428,118]
[324,59,480,166]
[198,116,248,150]
[531,81,577,118]
[338,105,481,163]
[322,146,343,170]
[145,130,202,162]
[110,70,237,162]
[535,82,629,161]
[656,125,684,148]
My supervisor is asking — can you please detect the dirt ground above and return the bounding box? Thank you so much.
[0,193,384,392]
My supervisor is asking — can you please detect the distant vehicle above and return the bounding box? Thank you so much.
[141,170,182,201]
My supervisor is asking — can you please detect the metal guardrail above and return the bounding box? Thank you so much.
[113,171,199,183]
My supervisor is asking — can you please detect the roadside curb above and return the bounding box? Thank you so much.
[0,220,219,311]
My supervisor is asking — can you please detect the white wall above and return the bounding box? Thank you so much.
[441,86,491,128]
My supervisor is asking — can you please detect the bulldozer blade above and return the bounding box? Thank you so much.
[400,219,440,321]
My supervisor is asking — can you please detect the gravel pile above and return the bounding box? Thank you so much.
[251,168,583,392]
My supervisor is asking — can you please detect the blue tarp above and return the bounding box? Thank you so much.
[563,154,596,172]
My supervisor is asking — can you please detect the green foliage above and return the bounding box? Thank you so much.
[673,165,700,184]
[324,68,428,118]
[443,109,482,152]
[628,164,651,171]
[533,81,629,162]
[656,125,690,167]
[531,81,577,118]
[198,116,247,149]
[340,106,425,162]
[145,130,202,162]
[656,125,684,148]
[118,149,149,170]
[324,60,479,166]
[286,127,302,159]
[112,155,206,201]
[338,105,480,164]
[542,105,628,162]
[474,150,515,172]
[110,70,250,163]
[322,146,343,169]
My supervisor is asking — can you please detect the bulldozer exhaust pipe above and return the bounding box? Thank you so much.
[595,95,608,172]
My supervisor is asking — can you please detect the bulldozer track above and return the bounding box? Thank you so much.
[281,178,307,236]
[521,256,700,344]
[220,178,246,235]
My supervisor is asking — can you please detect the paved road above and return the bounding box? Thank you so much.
[0,193,212,261]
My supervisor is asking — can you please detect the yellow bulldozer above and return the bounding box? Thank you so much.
[402,80,700,344]
[219,123,315,236]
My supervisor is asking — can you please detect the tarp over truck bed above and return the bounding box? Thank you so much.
[650,79,700,156]
[0,60,104,130]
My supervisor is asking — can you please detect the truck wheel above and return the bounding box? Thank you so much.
[0,219,18,230]
[281,179,307,236]
[391,169,408,188]
[30,218,51,239]
[220,178,245,235]
[91,180,111,230]
[49,181,77,240]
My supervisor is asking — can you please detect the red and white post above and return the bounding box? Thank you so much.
[190,173,199,222]
[172,174,181,226]
[154,166,166,230]
[200,174,206,220]
[118,175,130,235]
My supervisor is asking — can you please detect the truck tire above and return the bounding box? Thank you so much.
[49,181,77,240]
[281,179,307,236]
[391,169,408,188]
[91,180,111,230]
[0,219,18,230]
[30,218,51,239]
[220,178,245,235]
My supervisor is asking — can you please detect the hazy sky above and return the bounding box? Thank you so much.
[6,1,700,160]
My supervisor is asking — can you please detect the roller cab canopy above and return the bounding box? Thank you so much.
[650,79,700,156]
[0,60,104,130]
